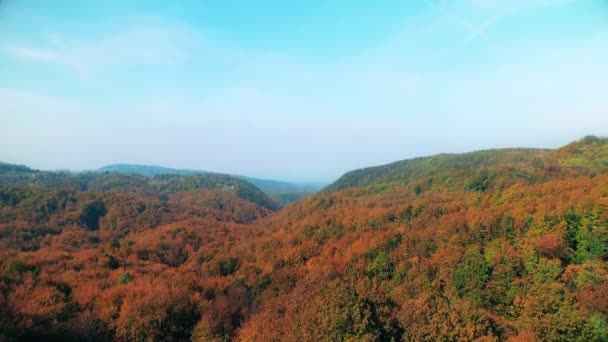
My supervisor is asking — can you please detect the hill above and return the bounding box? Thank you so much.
[97,164,201,176]
[95,164,323,205]
[326,135,608,192]
[0,166,279,211]
[0,162,36,174]
[0,161,39,184]
[1,136,607,341]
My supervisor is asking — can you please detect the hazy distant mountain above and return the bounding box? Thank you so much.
[0,163,279,211]
[97,164,202,177]
[96,164,323,205]
[0,161,39,184]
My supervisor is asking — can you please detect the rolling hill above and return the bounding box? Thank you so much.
[0,165,279,211]
[96,164,201,176]
[96,164,323,205]
[1,136,608,341]
[326,135,608,192]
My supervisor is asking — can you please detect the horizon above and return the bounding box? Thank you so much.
[2,0,608,182]
[1,134,602,184]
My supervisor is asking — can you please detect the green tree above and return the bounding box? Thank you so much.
[576,212,608,263]
[78,200,107,231]
[218,258,240,276]
[367,250,395,281]
[454,247,491,300]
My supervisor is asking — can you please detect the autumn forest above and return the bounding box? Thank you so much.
[1,136,608,341]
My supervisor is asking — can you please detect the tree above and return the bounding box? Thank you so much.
[454,247,491,300]
[78,200,107,231]
[573,211,608,263]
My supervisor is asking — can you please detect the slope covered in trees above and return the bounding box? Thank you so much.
[326,136,608,192]
[0,170,278,211]
[1,136,607,341]
[95,164,323,206]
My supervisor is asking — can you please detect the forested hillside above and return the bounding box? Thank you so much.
[1,136,608,341]
[95,164,323,206]
[327,136,608,192]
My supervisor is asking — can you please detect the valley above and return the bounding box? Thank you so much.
[1,136,607,341]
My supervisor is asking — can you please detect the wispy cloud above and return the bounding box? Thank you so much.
[4,26,192,78]
[468,0,575,12]
[424,0,500,35]
[421,0,575,53]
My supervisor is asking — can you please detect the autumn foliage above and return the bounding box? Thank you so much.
[1,136,608,341]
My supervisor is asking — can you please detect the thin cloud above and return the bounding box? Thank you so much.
[4,26,192,78]
[423,0,500,50]
[468,0,575,12]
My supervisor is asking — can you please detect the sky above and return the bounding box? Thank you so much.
[1,0,607,182]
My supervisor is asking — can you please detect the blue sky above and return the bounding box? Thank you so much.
[1,0,607,182]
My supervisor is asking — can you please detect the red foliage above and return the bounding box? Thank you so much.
[532,233,570,260]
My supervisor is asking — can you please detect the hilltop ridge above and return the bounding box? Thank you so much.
[325,135,607,192]
[96,164,323,205]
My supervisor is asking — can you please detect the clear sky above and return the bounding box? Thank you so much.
[1,0,607,182]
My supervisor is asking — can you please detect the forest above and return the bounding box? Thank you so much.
[1,136,608,341]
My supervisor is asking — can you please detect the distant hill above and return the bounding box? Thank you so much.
[97,164,201,176]
[0,162,36,173]
[0,164,279,211]
[0,162,321,206]
[0,162,39,184]
[95,164,323,205]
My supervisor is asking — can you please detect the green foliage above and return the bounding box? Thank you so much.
[325,148,544,192]
[78,200,107,231]
[104,254,120,269]
[464,169,496,192]
[367,251,395,281]
[218,258,240,276]
[532,258,563,284]
[298,281,403,341]
[0,162,37,185]
[517,280,608,341]
[302,223,344,244]
[197,254,214,265]
[0,186,27,206]
[0,162,279,213]
[581,135,606,145]
[151,174,278,210]
[565,209,581,251]
[532,157,545,169]
[454,247,491,299]
[251,275,271,296]
[577,212,608,263]
[5,260,40,277]
[118,272,133,285]
[96,164,321,206]
[0,162,35,174]
[315,197,335,210]
[500,215,516,244]
[398,205,423,223]
[586,312,608,341]
[326,137,608,193]
[568,211,608,264]
[560,136,608,171]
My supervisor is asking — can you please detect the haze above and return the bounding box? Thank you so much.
[1,0,607,182]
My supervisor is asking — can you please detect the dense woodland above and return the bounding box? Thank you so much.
[94,164,321,206]
[1,136,608,341]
